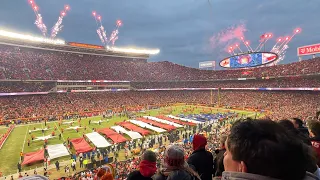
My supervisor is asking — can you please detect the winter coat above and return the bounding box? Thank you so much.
[187,149,214,180]
[127,170,153,180]
[213,148,226,177]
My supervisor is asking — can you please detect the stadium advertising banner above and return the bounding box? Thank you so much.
[297,44,320,56]
[199,61,215,69]
[220,52,278,68]
[68,42,104,49]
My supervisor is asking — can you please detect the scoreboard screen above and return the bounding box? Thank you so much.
[219,52,278,68]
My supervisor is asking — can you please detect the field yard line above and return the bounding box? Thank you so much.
[53,122,65,142]
[20,125,29,162]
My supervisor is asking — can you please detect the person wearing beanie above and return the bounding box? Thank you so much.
[153,145,201,180]
[187,134,214,180]
[127,150,157,180]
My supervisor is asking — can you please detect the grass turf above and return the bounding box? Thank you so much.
[0,105,262,175]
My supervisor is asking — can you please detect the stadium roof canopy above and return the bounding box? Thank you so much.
[0,28,160,59]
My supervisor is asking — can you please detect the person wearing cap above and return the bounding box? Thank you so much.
[127,150,157,180]
[187,134,214,180]
[153,145,201,180]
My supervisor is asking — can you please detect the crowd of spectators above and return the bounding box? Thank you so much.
[0,77,319,93]
[1,44,320,81]
[131,77,320,89]
[220,91,320,120]
[0,91,319,121]
[0,76,319,93]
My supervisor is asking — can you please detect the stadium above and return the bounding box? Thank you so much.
[0,1,320,180]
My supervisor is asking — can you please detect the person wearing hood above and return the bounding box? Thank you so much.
[215,119,319,180]
[187,134,214,180]
[127,150,157,180]
[153,145,201,180]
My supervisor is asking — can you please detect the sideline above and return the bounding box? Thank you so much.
[20,125,29,163]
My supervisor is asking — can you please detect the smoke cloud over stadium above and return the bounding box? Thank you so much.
[209,21,247,50]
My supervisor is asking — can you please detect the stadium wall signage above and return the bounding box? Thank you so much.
[297,43,320,56]
[199,61,215,69]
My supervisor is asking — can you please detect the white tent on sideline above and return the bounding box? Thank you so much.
[47,144,70,159]
[85,132,111,148]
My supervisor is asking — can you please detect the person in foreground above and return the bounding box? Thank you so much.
[153,145,201,180]
[127,150,157,180]
[215,118,319,180]
[187,134,214,180]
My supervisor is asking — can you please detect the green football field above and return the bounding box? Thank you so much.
[0,105,263,175]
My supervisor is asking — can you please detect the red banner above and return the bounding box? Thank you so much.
[297,44,320,56]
